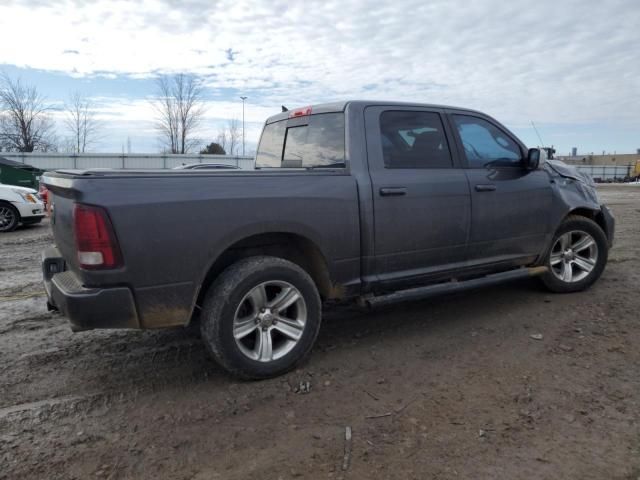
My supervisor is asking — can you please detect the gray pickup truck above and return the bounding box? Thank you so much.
[42,101,614,379]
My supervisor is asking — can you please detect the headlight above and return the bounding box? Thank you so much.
[12,189,38,203]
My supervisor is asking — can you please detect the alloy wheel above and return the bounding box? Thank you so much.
[0,206,16,230]
[233,281,307,362]
[549,230,598,283]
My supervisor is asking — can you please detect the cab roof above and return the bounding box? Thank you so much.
[265,100,485,124]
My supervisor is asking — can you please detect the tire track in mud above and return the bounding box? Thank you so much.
[0,331,216,421]
[0,312,58,334]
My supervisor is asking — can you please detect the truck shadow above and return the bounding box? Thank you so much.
[317,278,545,349]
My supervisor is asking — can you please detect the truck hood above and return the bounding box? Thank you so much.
[544,160,595,187]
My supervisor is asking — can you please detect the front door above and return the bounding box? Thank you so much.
[448,113,553,265]
[364,106,471,288]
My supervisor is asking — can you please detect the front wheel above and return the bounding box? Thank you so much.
[0,203,20,232]
[200,256,322,380]
[540,215,609,293]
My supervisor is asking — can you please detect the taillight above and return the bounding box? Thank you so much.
[73,204,122,269]
[288,106,312,118]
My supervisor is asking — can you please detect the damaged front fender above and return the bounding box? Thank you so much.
[544,160,614,246]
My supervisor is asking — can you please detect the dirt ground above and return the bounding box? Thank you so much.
[1,184,639,480]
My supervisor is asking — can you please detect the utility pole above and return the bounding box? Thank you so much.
[240,96,247,156]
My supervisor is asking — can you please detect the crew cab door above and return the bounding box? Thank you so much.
[446,112,552,265]
[364,106,471,288]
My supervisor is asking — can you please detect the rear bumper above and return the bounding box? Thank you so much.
[42,246,140,331]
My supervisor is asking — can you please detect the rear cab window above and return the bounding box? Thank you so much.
[256,113,346,169]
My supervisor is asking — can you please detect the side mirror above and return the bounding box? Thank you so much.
[524,148,541,170]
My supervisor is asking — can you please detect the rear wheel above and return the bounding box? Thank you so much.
[540,215,608,293]
[200,256,322,380]
[0,203,20,232]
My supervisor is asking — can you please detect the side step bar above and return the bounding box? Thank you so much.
[359,266,548,308]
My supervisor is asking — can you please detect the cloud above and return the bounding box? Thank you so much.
[1,0,639,152]
[225,48,236,62]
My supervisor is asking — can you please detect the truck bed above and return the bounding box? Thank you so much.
[44,168,362,329]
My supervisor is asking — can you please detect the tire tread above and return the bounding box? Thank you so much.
[540,214,608,293]
[200,256,321,380]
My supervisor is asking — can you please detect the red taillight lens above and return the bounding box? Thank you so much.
[288,106,312,118]
[73,204,122,269]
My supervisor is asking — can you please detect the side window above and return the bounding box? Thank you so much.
[452,115,522,168]
[379,111,453,168]
[256,113,345,168]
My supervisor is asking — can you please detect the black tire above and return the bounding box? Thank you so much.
[540,215,609,293]
[0,202,20,233]
[200,256,322,380]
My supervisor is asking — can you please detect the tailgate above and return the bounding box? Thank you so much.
[43,174,80,272]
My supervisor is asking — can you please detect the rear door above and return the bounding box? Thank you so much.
[364,106,471,287]
[447,112,552,265]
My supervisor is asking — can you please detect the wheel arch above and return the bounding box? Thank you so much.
[537,205,609,266]
[194,231,336,312]
[565,207,609,239]
[0,199,19,210]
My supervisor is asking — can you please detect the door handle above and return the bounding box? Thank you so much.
[475,184,496,192]
[379,187,407,196]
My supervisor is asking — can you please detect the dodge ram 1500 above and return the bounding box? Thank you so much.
[42,101,614,379]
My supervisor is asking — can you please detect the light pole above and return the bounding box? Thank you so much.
[240,96,247,156]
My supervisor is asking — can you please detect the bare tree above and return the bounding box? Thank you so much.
[59,136,76,153]
[0,73,56,152]
[64,92,101,153]
[150,74,205,154]
[226,118,241,156]
[212,119,241,156]
[215,130,227,153]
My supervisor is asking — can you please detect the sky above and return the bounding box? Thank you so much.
[0,0,639,155]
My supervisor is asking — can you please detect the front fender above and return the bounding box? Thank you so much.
[536,174,606,264]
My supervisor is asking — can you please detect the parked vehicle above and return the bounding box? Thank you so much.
[0,184,46,232]
[41,101,614,379]
[173,163,240,170]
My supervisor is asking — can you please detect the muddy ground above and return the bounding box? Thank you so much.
[1,184,639,480]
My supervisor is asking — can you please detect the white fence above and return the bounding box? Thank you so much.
[0,153,255,171]
[574,164,634,181]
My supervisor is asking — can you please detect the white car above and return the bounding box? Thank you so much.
[0,184,46,232]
